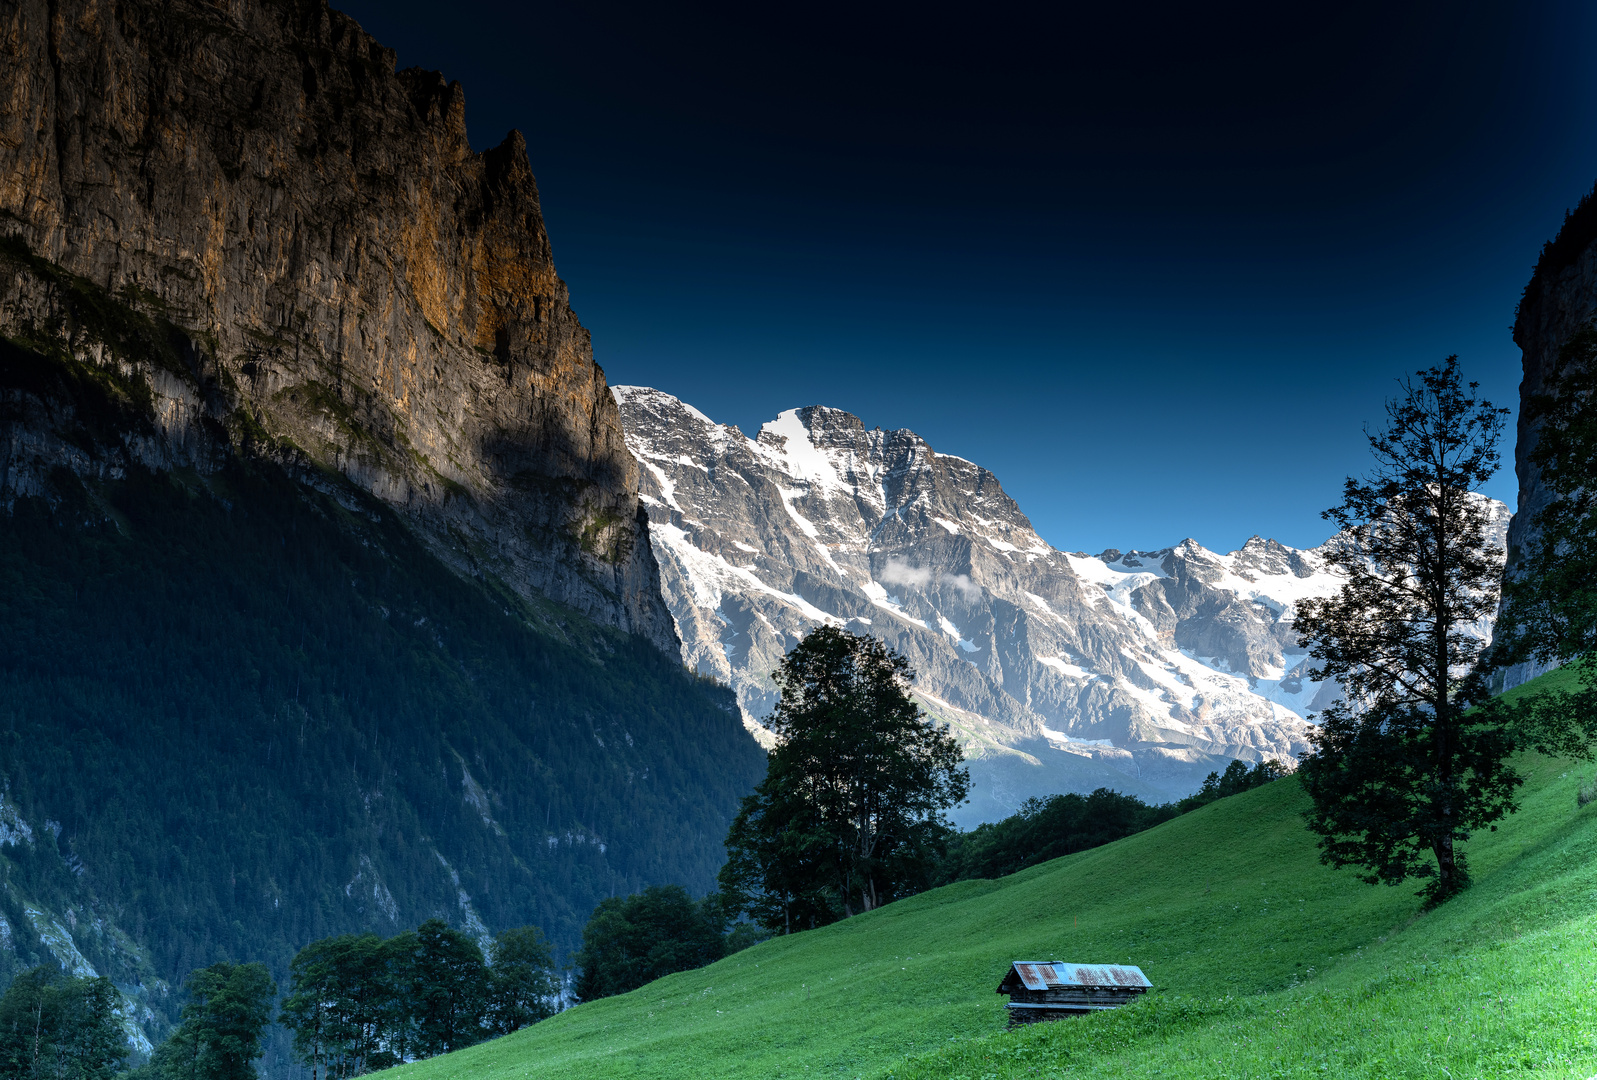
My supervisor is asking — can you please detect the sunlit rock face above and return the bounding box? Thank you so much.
[0,0,674,649]
[616,386,1510,825]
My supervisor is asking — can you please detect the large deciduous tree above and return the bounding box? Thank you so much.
[279,933,407,1080]
[1294,356,1517,906]
[403,919,487,1059]
[720,627,969,932]
[1493,324,1597,757]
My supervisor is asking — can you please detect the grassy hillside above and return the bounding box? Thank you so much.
[385,667,1597,1080]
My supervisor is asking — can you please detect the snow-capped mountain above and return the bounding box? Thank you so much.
[615,387,1511,825]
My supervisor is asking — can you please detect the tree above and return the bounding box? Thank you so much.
[148,962,276,1080]
[484,927,558,1035]
[1294,356,1518,906]
[1492,323,1597,758]
[281,933,403,1079]
[403,919,486,1058]
[0,966,128,1080]
[719,627,970,932]
[280,920,553,1072]
[572,886,726,1001]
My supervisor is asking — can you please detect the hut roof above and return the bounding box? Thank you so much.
[997,961,1151,993]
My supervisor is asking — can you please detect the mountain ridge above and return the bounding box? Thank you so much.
[615,385,1509,823]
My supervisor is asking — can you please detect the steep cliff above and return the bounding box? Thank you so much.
[0,0,674,648]
[1502,180,1597,687]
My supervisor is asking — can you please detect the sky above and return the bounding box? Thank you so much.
[338,0,1597,555]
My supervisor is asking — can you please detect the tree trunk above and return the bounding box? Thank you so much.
[1434,833,1456,896]
[29,1000,42,1076]
[1433,505,1457,901]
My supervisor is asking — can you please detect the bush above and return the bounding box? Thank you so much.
[724,922,770,955]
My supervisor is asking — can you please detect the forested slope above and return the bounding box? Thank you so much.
[0,329,765,1058]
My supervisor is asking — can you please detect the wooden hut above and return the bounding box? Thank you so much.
[995,961,1152,1026]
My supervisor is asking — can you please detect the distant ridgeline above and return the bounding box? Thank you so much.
[0,0,765,1063]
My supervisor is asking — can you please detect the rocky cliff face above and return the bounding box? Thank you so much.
[616,387,1510,824]
[0,0,674,649]
[1502,181,1597,688]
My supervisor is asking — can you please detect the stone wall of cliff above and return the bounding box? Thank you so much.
[0,0,677,650]
[1499,180,1597,687]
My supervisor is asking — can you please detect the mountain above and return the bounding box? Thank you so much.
[614,387,1510,824]
[0,0,765,1061]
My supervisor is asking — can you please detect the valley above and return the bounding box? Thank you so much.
[0,0,1591,1077]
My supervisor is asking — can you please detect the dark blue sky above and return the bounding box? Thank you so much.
[340,0,1597,554]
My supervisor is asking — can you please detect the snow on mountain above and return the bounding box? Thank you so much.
[615,386,1511,825]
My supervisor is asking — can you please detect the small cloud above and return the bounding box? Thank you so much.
[880,558,982,600]
[881,557,933,588]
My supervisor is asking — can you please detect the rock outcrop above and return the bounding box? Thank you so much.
[1502,181,1597,687]
[616,386,1510,824]
[0,0,675,649]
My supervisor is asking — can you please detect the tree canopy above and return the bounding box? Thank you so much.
[1177,760,1290,813]
[572,885,727,1002]
[937,787,1178,883]
[1294,356,1517,905]
[139,962,277,1080]
[278,919,557,1076]
[0,966,127,1080]
[484,927,559,1036]
[280,932,409,1079]
[720,627,969,932]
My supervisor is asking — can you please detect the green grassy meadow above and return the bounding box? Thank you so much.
[386,669,1597,1079]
